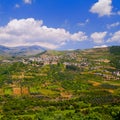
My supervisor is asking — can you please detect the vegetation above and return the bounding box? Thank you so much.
[109,47,120,69]
[0,46,120,119]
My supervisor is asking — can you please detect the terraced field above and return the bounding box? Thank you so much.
[0,46,120,119]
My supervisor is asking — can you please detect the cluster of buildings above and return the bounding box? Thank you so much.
[1,51,120,80]
[23,54,60,65]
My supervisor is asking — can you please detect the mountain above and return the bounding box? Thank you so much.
[0,45,46,56]
[0,45,10,54]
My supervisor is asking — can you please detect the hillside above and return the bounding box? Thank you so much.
[0,45,45,57]
[0,46,120,119]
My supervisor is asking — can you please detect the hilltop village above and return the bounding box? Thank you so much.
[1,48,120,81]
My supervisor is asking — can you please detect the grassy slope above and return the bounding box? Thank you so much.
[0,46,120,119]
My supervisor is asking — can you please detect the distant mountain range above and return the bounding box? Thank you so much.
[0,45,46,56]
[0,45,120,57]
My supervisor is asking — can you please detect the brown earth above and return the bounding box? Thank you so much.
[13,87,29,95]
[22,87,29,95]
[13,87,21,95]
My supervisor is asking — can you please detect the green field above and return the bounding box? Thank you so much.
[0,46,120,119]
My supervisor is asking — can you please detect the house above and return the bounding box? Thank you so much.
[113,71,120,76]
[2,60,11,63]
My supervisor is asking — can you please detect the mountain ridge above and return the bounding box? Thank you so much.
[0,45,46,56]
[0,45,120,57]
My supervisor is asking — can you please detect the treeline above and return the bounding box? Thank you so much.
[0,95,120,120]
[109,46,120,55]
[109,46,120,69]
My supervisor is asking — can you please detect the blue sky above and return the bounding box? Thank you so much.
[0,0,120,50]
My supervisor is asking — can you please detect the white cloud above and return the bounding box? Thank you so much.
[94,45,108,48]
[107,22,120,29]
[91,32,107,44]
[15,4,20,8]
[71,32,87,41]
[0,18,88,49]
[107,31,120,43]
[90,0,113,17]
[23,0,32,4]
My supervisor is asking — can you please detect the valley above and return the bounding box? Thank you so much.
[0,46,120,119]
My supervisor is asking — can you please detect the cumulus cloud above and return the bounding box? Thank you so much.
[91,32,107,44]
[0,18,88,49]
[94,45,108,48]
[71,32,87,41]
[107,31,120,43]
[23,0,32,4]
[90,0,113,17]
[107,22,120,29]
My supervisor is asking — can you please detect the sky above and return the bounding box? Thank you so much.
[0,0,120,50]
